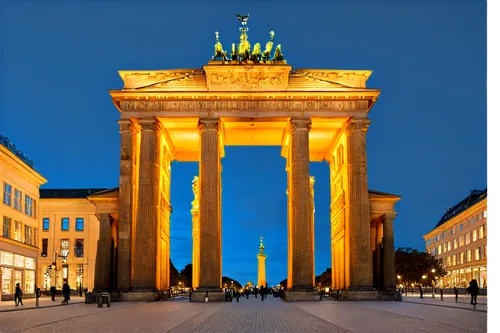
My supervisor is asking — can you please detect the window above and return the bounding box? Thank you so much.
[471,216,476,224]
[472,229,477,242]
[453,238,458,249]
[60,239,69,258]
[475,248,481,261]
[447,241,451,251]
[452,254,456,266]
[43,218,50,231]
[446,256,451,266]
[76,218,84,231]
[14,221,22,241]
[441,231,445,240]
[466,250,472,262]
[443,244,447,253]
[61,218,69,231]
[62,264,68,280]
[427,239,432,246]
[466,233,471,245]
[459,235,464,247]
[3,183,12,205]
[432,247,436,256]
[24,225,32,245]
[459,223,464,231]
[477,214,482,221]
[460,252,464,264]
[41,239,48,257]
[75,239,84,257]
[24,195,33,217]
[3,216,11,238]
[14,190,22,211]
[479,225,484,239]
[438,245,442,255]
[483,210,487,218]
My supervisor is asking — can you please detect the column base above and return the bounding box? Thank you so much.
[85,291,121,304]
[119,290,161,302]
[190,290,225,302]
[335,289,401,301]
[283,289,319,302]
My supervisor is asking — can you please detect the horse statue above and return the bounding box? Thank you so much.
[212,31,228,61]
[251,43,261,61]
[238,30,251,61]
[272,44,284,61]
[261,31,275,61]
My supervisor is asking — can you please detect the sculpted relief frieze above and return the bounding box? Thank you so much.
[209,71,286,90]
[294,70,369,88]
[121,71,197,89]
[120,100,369,112]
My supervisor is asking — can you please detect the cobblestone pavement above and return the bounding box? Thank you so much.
[296,299,487,333]
[0,297,85,312]
[0,295,488,333]
[401,294,487,312]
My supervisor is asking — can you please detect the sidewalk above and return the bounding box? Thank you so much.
[402,293,487,312]
[0,296,85,312]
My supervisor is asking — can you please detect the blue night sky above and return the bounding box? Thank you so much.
[1,0,486,286]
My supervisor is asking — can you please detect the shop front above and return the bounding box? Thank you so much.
[0,247,37,301]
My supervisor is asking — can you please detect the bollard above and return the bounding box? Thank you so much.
[35,287,40,307]
[205,290,208,303]
[97,295,103,308]
[440,289,444,301]
[432,288,435,298]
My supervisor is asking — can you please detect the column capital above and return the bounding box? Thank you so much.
[345,119,371,135]
[95,213,111,222]
[289,117,311,133]
[117,119,132,134]
[137,118,161,134]
[198,118,220,132]
[383,212,396,222]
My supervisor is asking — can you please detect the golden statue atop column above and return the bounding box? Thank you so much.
[257,237,267,288]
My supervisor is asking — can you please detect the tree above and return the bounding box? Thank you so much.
[395,247,446,286]
[170,260,180,287]
[180,264,193,288]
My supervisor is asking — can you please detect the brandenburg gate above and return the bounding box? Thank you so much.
[93,16,401,302]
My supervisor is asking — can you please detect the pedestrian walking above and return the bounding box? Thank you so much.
[14,283,23,306]
[50,286,57,301]
[454,286,459,302]
[61,281,71,305]
[259,285,265,301]
[468,279,479,309]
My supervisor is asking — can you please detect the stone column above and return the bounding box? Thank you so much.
[346,119,373,289]
[94,213,112,291]
[133,118,160,290]
[309,176,315,286]
[117,119,133,290]
[197,118,222,290]
[289,117,314,290]
[383,213,396,289]
[191,176,200,290]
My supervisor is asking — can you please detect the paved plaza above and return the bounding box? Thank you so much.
[0,296,487,333]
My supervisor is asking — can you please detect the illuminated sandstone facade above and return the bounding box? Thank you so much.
[103,59,401,301]
[423,189,487,288]
[0,137,46,301]
[38,189,103,292]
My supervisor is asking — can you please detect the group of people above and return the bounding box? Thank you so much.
[224,285,284,302]
[13,281,74,306]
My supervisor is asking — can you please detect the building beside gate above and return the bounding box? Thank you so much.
[37,189,105,292]
[423,189,487,288]
[0,135,46,301]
